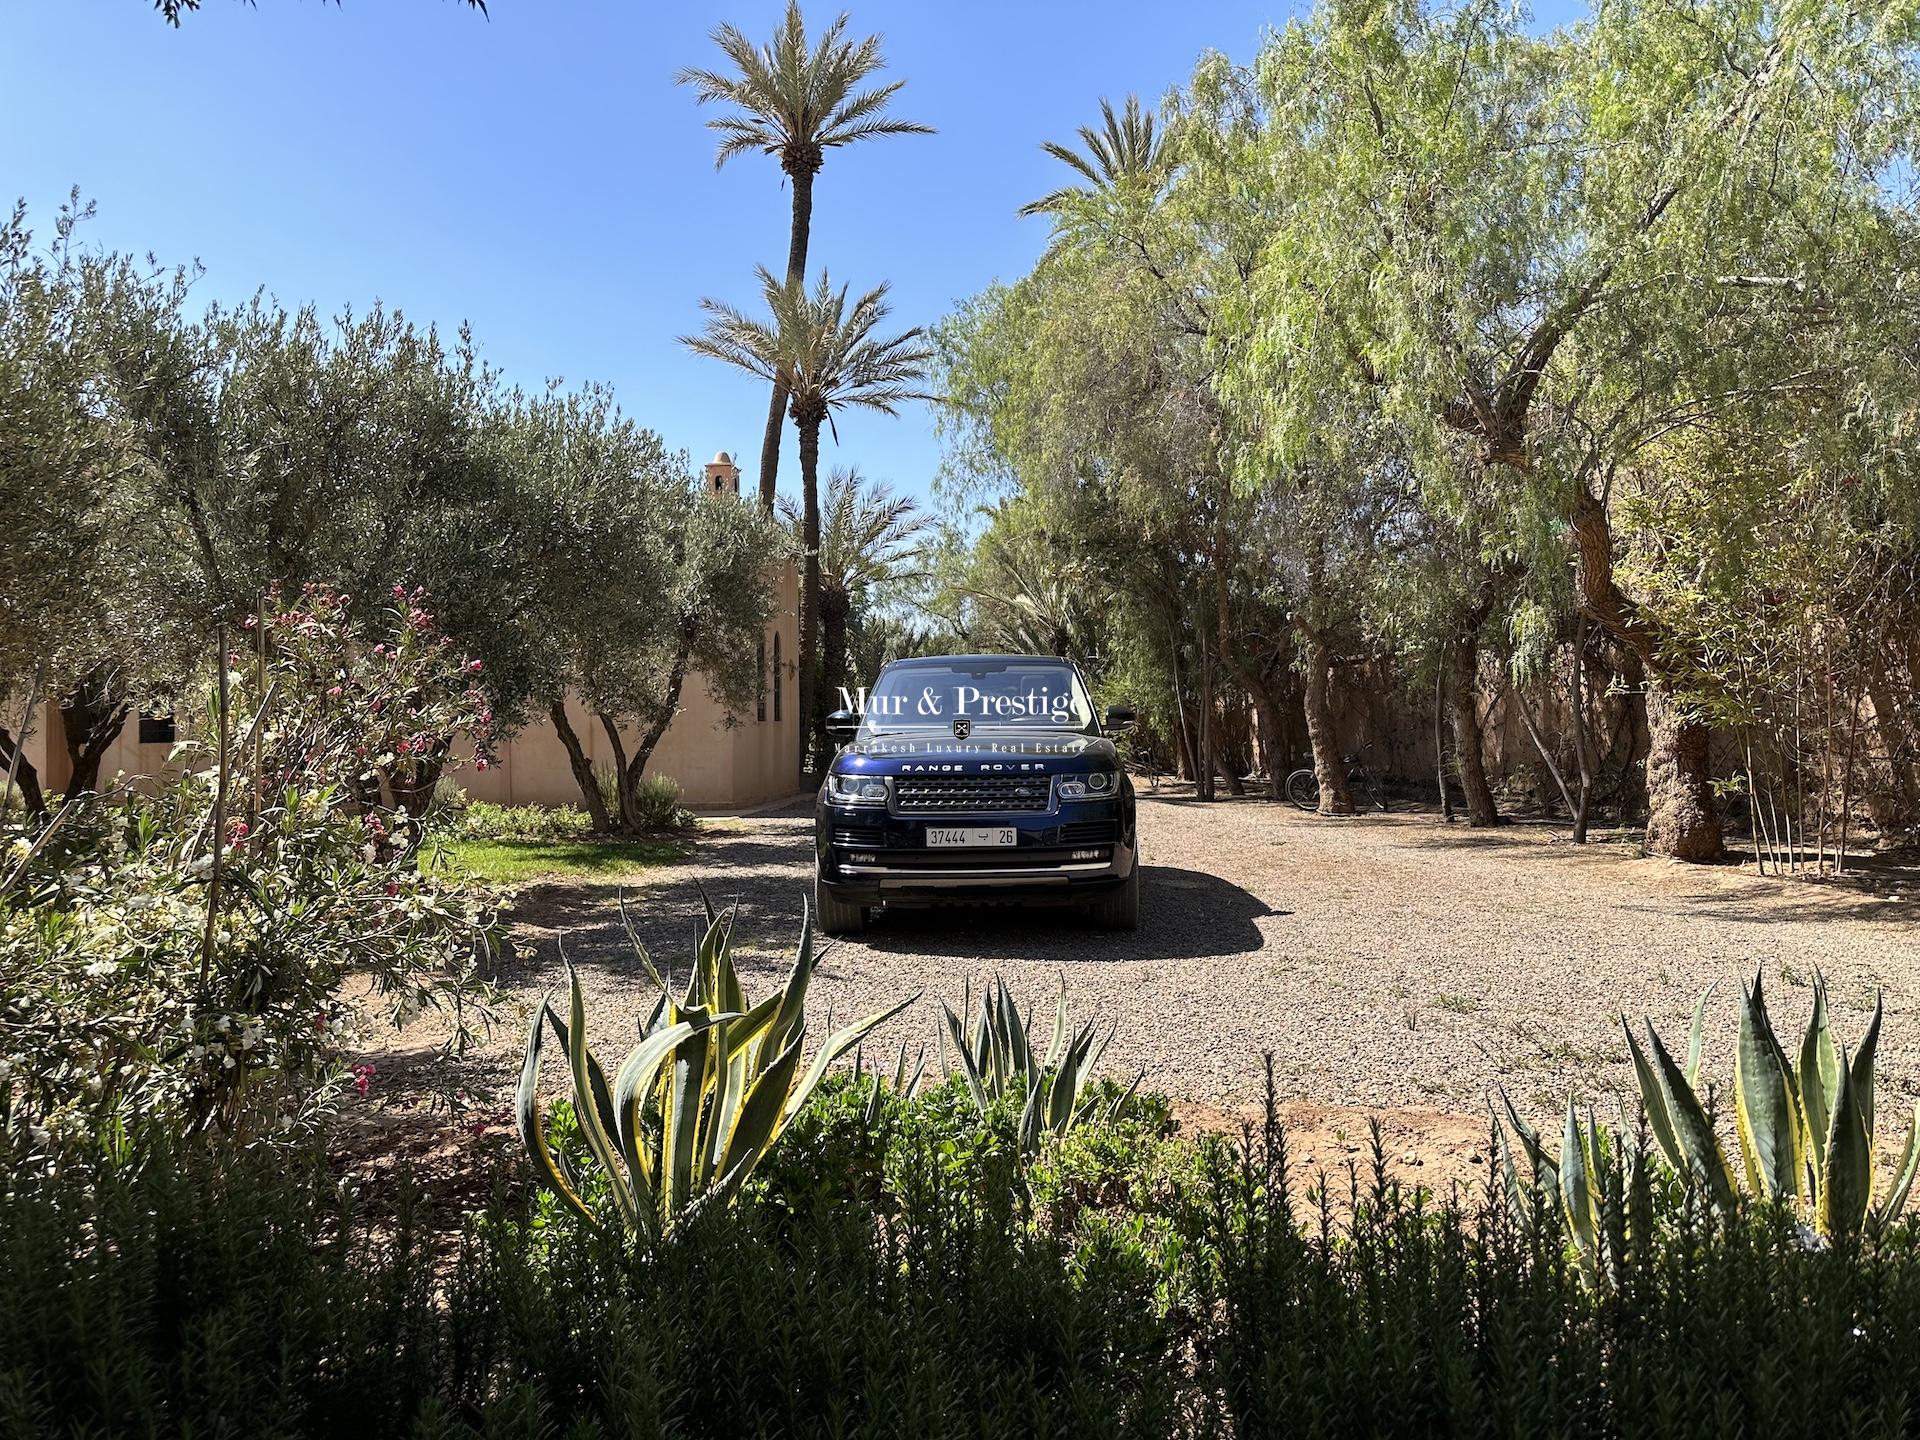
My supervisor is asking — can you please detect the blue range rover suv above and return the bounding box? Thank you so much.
[813,654,1138,935]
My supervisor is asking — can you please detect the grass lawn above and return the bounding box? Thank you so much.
[424,835,691,886]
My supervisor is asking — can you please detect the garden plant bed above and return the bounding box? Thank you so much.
[357,789,1920,1183]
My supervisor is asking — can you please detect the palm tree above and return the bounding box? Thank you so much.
[677,3,931,514]
[957,518,1098,661]
[681,269,932,776]
[1018,94,1169,220]
[780,467,928,716]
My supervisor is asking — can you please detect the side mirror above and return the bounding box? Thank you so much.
[824,709,861,743]
[1103,705,1136,730]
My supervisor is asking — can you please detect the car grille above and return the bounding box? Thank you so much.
[1059,820,1119,845]
[891,775,1053,814]
[830,826,887,848]
[845,847,1098,872]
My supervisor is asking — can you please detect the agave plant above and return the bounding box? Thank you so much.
[517,894,912,1238]
[1626,969,1920,1237]
[1490,1088,1642,1277]
[1496,972,1920,1250]
[939,976,1139,1157]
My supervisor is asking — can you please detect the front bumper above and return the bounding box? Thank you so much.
[814,795,1135,907]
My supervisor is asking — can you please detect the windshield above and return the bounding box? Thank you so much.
[849,659,1097,736]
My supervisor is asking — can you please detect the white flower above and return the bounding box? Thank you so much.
[85,960,117,979]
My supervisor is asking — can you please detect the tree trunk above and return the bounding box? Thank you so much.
[820,586,852,723]
[756,168,818,513]
[1447,636,1500,826]
[1643,682,1724,861]
[796,416,823,784]
[550,699,611,832]
[1194,624,1216,802]
[1166,614,1197,782]
[1248,682,1286,801]
[0,726,46,819]
[1865,652,1917,827]
[61,665,131,797]
[607,625,697,833]
[1302,631,1353,815]
[597,712,634,832]
[1569,622,1594,844]
[1433,649,1455,822]
[386,745,449,828]
[1572,482,1719,853]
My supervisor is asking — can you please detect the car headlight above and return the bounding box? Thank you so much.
[826,773,889,807]
[1056,770,1119,801]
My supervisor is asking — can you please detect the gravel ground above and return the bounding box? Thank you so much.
[479,791,1920,1123]
[363,790,1920,1186]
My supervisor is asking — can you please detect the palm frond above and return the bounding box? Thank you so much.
[676,1,930,168]
[1018,94,1169,219]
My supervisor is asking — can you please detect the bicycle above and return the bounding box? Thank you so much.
[1284,744,1389,813]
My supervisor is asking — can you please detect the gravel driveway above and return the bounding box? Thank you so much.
[484,792,1920,1135]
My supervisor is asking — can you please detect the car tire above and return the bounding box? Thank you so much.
[1086,863,1139,932]
[814,865,867,936]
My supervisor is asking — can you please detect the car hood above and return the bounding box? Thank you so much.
[834,729,1120,775]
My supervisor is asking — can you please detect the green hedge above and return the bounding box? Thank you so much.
[4,1076,1920,1438]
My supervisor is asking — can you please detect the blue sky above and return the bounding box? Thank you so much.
[7,1,1578,506]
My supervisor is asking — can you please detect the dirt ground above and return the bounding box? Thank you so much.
[355,790,1920,1196]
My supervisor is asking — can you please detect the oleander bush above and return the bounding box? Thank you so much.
[0,585,505,1173]
[0,775,503,1171]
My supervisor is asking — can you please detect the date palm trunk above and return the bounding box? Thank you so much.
[795,410,824,782]
[820,584,852,722]
[756,165,818,513]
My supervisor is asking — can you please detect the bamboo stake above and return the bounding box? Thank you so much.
[1837,684,1863,875]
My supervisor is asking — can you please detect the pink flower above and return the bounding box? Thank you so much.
[327,686,342,698]
[373,644,386,656]
[353,1063,377,1096]
[475,759,489,772]
[467,659,484,673]
[385,881,400,897]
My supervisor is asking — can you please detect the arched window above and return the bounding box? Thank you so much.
[756,636,767,722]
[772,632,783,722]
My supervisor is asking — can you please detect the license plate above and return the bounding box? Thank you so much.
[926,826,1016,848]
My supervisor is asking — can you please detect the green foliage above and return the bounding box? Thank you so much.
[441,800,594,843]
[627,773,692,829]
[17,1075,1920,1437]
[240,583,496,829]
[0,775,501,1170]
[674,0,932,174]
[940,976,1141,1158]
[424,836,688,886]
[1496,974,1920,1259]
[516,893,912,1239]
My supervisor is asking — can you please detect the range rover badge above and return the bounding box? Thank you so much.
[952,718,971,739]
